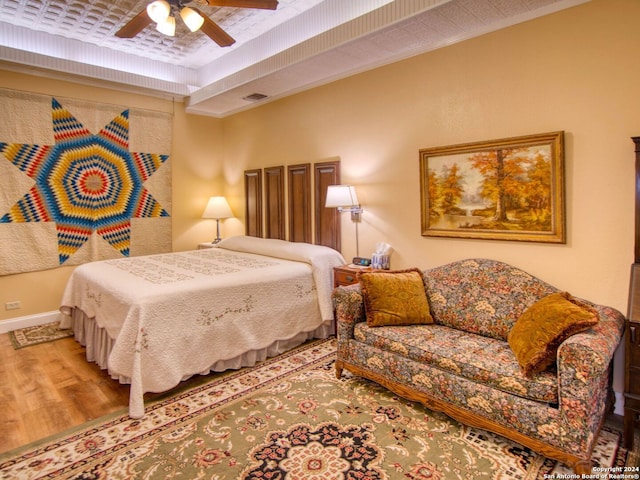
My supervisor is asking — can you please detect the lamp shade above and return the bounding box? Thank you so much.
[180,7,204,32]
[325,185,359,208]
[156,14,176,36]
[202,196,233,219]
[146,0,170,23]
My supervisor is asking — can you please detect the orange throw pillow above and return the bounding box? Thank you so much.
[508,292,599,375]
[358,268,433,327]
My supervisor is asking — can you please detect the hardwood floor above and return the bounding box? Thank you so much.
[0,332,129,453]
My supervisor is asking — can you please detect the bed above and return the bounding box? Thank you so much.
[59,235,345,418]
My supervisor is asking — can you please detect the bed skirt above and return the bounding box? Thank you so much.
[63,307,334,388]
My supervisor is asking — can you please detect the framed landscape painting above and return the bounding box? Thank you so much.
[419,131,565,243]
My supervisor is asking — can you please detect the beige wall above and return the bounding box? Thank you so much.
[223,0,639,315]
[0,0,635,324]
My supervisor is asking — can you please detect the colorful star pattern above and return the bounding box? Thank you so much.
[0,98,169,264]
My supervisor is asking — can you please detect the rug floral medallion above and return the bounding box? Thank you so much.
[0,339,626,479]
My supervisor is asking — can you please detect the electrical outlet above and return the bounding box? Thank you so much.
[5,301,21,310]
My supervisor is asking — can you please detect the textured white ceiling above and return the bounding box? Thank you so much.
[0,0,331,67]
[0,0,590,117]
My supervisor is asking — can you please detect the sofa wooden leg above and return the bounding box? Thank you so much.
[573,459,592,476]
[335,361,344,379]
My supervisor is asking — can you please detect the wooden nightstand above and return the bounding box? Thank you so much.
[333,265,370,287]
[198,242,217,249]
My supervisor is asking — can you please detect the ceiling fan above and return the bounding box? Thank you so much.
[116,0,279,47]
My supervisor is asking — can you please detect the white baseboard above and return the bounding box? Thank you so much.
[614,391,624,416]
[0,311,60,334]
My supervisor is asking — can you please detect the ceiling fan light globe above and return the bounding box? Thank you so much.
[180,7,204,32]
[146,0,170,24]
[156,15,176,36]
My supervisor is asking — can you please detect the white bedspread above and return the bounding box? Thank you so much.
[59,236,345,418]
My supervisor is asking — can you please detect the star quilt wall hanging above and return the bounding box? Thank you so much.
[0,89,172,276]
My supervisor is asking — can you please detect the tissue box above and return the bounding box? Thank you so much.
[371,253,390,269]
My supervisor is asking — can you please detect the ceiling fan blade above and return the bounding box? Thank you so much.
[202,0,278,10]
[192,8,236,47]
[115,9,152,38]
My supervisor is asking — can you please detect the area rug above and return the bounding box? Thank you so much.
[0,339,628,479]
[8,321,72,349]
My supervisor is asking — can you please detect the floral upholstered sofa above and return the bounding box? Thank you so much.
[333,259,625,474]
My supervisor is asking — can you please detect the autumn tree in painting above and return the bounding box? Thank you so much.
[470,147,528,223]
[440,163,464,214]
[427,169,440,217]
[524,153,553,226]
[428,163,464,217]
[427,146,552,231]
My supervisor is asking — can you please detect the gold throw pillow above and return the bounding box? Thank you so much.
[507,292,599,375]
[358,268,433,327]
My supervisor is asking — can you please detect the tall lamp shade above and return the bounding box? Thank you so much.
[325,185,359,209]
[325,185,362,256]
[202,196,233,244]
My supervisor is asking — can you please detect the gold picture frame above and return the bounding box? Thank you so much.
[419,131,565,243]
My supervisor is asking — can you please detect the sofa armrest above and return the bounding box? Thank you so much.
[557,305,625,404]
[558,305,624,382]
[332,284,365,340]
